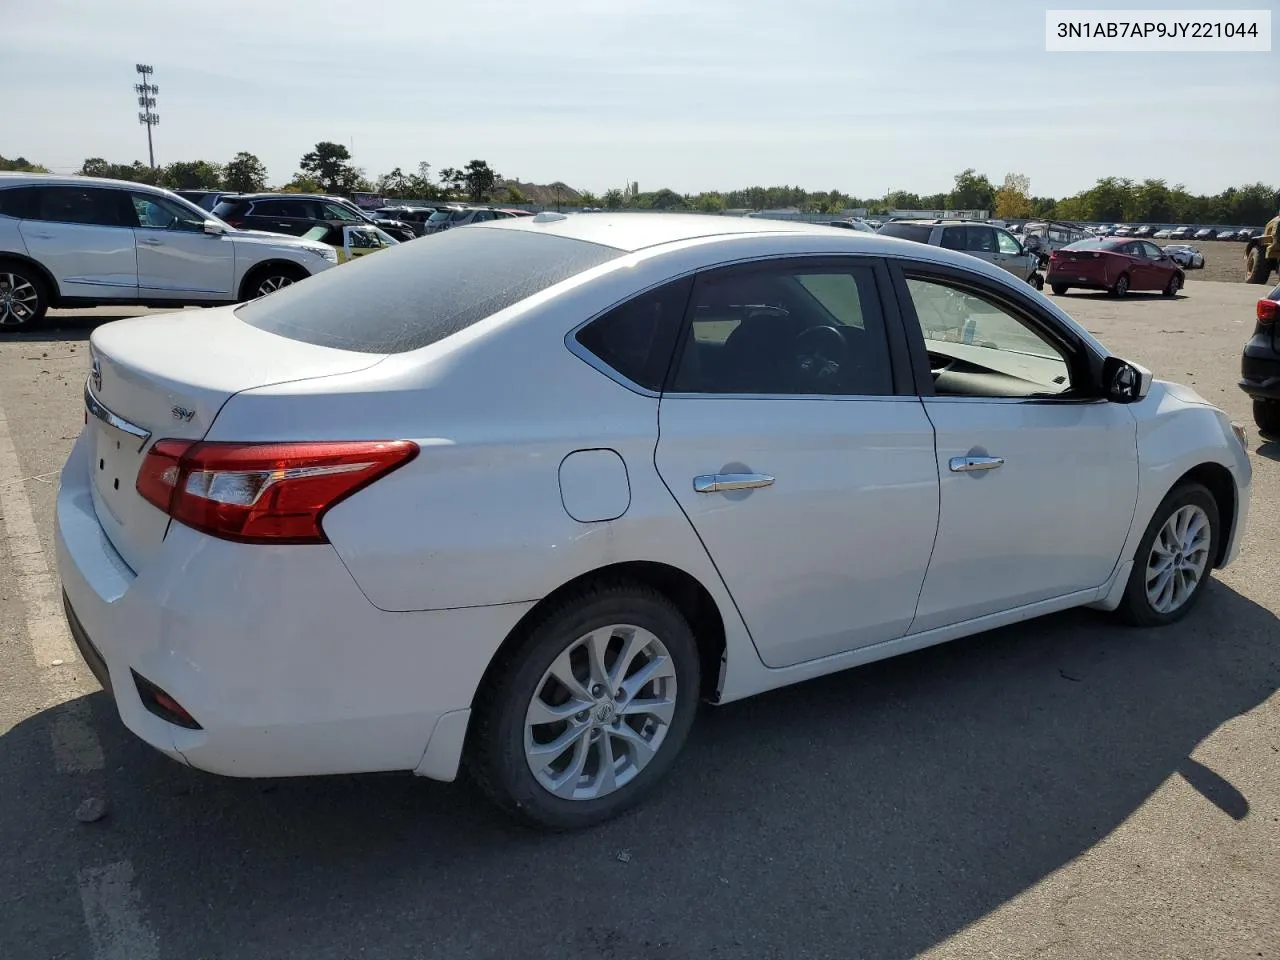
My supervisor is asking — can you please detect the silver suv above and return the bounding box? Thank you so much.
[877,219,1044,289]
[0,173,338,331]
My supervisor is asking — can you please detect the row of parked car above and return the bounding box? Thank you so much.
[1090,223,1257,242]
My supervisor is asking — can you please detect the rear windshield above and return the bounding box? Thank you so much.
[236,227,622,354]
[876,222,934,244]
[211,200,242,217]
[1062,238,1121,251]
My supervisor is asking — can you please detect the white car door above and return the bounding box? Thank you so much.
[654,258,940,669]
[894,267,1139,633]
[129,192,234,299]
[17,185,137,299]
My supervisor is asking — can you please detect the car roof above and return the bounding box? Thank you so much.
[0,171,183,197]
[483,211,931,253]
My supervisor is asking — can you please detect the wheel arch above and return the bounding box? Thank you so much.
[0,252,60,304]
[471,560,729,710]
[236,258,309,301]
[1175,461,1236,567]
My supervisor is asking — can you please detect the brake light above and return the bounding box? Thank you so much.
[1258,299,1278,324]
[136,440,418,544]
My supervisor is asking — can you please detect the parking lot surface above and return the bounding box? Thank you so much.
[1,283,1277,960]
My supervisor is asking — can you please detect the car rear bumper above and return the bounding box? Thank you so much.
[1240,339,1280,400]
[55,431,532,781]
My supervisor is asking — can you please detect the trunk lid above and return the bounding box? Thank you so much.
[84,306,385,572]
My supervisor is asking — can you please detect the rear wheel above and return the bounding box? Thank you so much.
[1163,272,1182,297]
[1254,398,1280,438]
[0,262,49,331]
[1029,273,1044,291]
[1246,247,1273,284]
[466,581,700,830]
[1118,483,1219,627]
[1051,283,1069,296]
[1110,274,1130,298]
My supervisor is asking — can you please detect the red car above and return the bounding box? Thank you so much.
[1047,238,1184,297]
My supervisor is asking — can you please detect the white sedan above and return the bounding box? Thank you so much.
[57,213,1252,829]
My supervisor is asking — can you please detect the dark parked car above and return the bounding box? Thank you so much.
[175,190,239,211]
[372,205,447,237]
[1240,282,1280,435]
[211,194,416,242]
[1194,228,1217,240]
[1047,238,1184,297]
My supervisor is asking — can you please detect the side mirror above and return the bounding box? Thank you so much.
[203,219,228,236]
[1102,356,1152,403]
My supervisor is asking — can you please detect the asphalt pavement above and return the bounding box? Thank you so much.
[0,285,1277,960]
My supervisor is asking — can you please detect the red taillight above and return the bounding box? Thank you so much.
[226,218,245,228]
[136,440,418,544]
[1258,299,1278,324]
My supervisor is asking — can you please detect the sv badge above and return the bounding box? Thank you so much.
[171,405,196,423]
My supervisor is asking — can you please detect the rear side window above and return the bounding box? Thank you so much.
[212,200,244,217]
[877,222,934,244]
[254,198,316,219]
[237,227,623,354]
[31,187,130,227]
[574,277,693,391]
[0,186,37,219]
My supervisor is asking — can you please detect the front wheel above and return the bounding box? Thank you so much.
[1118,483,1219,627]
[1255,398,1280,438]
[466,581,700,829]
[1051,283,1069,296]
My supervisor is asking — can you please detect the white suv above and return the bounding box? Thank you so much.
[0,173,338,331]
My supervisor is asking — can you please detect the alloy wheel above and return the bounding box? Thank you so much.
[524,623,677,801]
[1145,504,1211,614]
[0,273,39,326]
[257,275,295,296]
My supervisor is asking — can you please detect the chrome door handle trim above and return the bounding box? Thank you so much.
[949,455,1005,473]
[693,473,775,494]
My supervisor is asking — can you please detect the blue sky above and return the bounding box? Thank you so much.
[4,0,1273,197]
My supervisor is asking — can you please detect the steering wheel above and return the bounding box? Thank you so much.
[792,326,849,389]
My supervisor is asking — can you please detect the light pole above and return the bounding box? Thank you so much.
[135,64,159,168]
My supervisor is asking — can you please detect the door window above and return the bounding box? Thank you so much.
[1121,241,1144,256]
[1141,241,1164,259]
[321,201,358,221]
[31,187,130,227]
[130,193,206,232]
[940,226,966,250]
[253,199,316,219]
[964,226,997,254]
[995,230,1022,254]
[0,187,37,219]
[904,276,1072,398]
[671,263,893,396]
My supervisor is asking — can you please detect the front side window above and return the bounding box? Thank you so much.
[31,186,129,227]
[904,276,1071,398]
[1141,241,1164,259]
[670,263,893,397]
[130,193,205,232]
[995,230,1021,254]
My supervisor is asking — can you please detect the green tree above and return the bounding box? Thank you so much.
[696,192,727,213]
[299,141,360,194]
[223,151,268,192]
[994,172,1033,219]
[280,174,325,193]
[578,190,600,207]
[649,188,686,210]
[948,168,996,213]
[461,159,499,202]
[504,184,528,203]
[0,155,48,172]
[603,188,625,210]
[438,167,464,198]
[161,160,223,190]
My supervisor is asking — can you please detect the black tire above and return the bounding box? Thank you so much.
[1163,272,1183,297]
[1109,274,1130,298]
[465,580,700,830]
[1051,283,1069,296]
[1245,247,1273,284]
[1117,482,1219,627]
[1029,273,1044,291]
[0,260,49,331]
[1254,398,1280,438]
[238,262,308,302]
